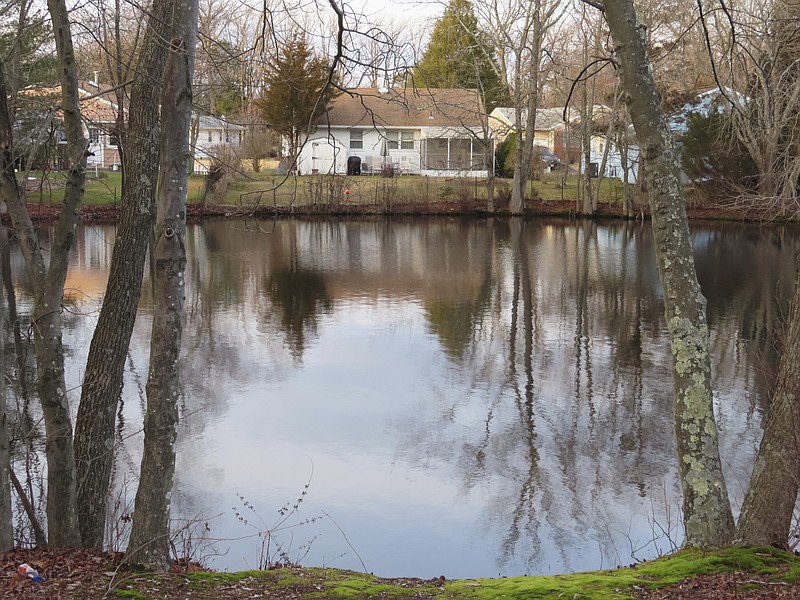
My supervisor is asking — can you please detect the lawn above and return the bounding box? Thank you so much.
[22,168,638,211]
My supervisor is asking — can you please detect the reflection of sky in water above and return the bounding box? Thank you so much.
[42,220,799,578]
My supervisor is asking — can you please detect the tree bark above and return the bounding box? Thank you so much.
[0,234,12,551]
[603,0,735,548]
[0,0,86,544]
[74,0,173,550]
[127,0,198,569]
[509,33,542,215]
[736,254,800,547]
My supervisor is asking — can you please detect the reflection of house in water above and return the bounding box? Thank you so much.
[62,226,114,301]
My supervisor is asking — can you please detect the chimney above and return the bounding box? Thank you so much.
[92,71,99,87]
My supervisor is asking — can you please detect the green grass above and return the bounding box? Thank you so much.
[22,168,640,210]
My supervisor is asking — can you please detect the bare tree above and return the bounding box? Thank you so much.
[126,0,199,569]
[476,0,562,213]
[0,143,12,549]
[716,0,800,215]
[735,253,800,546]
[73,0,174,549]
[601,0,735,548]
[0,0,88,547]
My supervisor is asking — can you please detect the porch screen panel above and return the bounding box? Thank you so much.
[449,139,472,169]
[422,138,449,169]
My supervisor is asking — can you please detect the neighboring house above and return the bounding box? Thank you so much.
[18,76,123,171]
[297,87,491,177]
[667,86,744,136]
[193,115,244,174]
[489,106,571,152]
[587,133,640,183]
[79,78,123,171]
[490,104,640,182]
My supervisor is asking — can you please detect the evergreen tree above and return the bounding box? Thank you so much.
[257,33,336,173]
[414,0,507,111]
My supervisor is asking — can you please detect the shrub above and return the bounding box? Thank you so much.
[681,112,758,198]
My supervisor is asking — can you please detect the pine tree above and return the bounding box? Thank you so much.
[414,0,507,111]
[257,33,335,173]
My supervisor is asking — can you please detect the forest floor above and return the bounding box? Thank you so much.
[2,546,800,599]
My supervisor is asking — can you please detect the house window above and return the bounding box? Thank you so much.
[207,131,212,143]
[88,127,100,144]
[108,131,119,147]
[350,130,363,149]
[218,132,223,142]
[387,131,414,150]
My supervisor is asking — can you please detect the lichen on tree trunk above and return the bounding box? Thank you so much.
[602,0,735,548]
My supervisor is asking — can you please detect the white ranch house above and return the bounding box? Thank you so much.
[587,135,640,183]
[297,87,491,177]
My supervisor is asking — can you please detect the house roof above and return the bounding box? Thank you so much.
[667,87,745,135]
[198,115,243,131]
[20,81,122,125]
[318,87,485,129]
[491,104,612,132]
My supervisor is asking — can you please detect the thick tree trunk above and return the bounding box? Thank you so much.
[74,0,173,550]
[736,254,800,546]
[127,0,198,569]
[603,0,735,548]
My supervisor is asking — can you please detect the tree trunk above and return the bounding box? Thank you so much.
[603,0,735,548]
[0,0,86,545]
[736,253,800,547]
[0,238,13,551]
[74,0,173,550]
[127,0,198,569]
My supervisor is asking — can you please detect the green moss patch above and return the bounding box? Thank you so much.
[104,546,800,599]
[442,546,800,599]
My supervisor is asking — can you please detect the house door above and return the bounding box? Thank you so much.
[311,142,336,174]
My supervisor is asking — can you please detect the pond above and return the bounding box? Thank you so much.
[8,217,799,579]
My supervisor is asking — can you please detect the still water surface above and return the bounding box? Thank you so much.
[13,218,800,578]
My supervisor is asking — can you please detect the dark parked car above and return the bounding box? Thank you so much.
[534,145,561,169]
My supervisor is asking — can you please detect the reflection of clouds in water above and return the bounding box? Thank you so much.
[40,220,791,578]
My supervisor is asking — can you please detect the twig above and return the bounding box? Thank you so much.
[321,510,367,573]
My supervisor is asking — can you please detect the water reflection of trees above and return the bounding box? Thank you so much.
[266,267,332,359]
[173,218,795,574]
[397,219,793,574]
[8,219,791,572]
